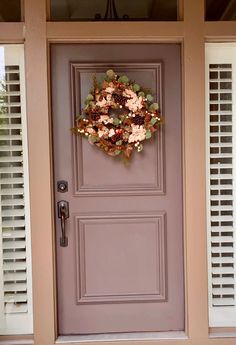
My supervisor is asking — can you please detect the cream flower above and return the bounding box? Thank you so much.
[86,127,96,135]
[98,115,113,124]
[98,127,109,138]
[96,97,107,107]
[108,128,115,137]
[106,94,112,102]
[125,96,143,112]
[123,89,136,99]
[105,86,115,93]
[128,124,146,143]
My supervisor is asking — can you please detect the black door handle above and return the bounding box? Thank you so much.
[57,200,69,247]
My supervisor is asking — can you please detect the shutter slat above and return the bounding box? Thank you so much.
[3,229,26,237]
[0,166,24,173]
[211,236,234,243]
[212,257,234,264]
[4,283,27,292]
[0,188,24,195]
[213,288,235,294]
[0,135,23,140]
[0,177,24,184]
[2,220,25,227]
[4,293,27,303]
[211,277,235,284]
[3,252,26,260]
[0,124,22,129]
[210,185,233,190]
[3,240,26,250]
[4,272,27,282]
[1,199,25,206]
[0,156,23,163]
[213,298,235,306]
[5,304,28,314]
[3,262,27,271]
[212,267,234,274]
[2,209,25,217]
[211,247,234,253]
[210,195,233,201]
[0,146,24,152]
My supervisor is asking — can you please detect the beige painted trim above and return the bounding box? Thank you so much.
[2,0,236,344]
[182,0,208,340]
[205,21,236,40]
[0,23,24,42]
[46,22,184,42]
[24,1,55,344]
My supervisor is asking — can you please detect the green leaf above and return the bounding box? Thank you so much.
[106,69,115,79]
[113,118,120,125]
[146,94,154,102]
[86,93,94,101]
[133,83,140,92]
[89,135,98,143]
[146,129,152,139]
[151,117,158,125]
[149,102,159,111]
[116,140,122,145]
[118,75,129,84]
[114,150,122,155]
[138,91,145,98]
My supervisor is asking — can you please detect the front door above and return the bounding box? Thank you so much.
[51,44,184,335]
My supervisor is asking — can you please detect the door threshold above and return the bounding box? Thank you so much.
[56,331,187,343]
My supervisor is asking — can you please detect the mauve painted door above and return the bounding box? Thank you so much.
[51,44,184,335]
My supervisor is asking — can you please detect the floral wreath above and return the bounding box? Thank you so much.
[72,69,162,162]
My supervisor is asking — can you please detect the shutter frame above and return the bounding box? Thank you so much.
[206,43,236,327]
[0,45,33,335]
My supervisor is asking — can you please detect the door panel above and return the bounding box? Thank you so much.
[51,44,184,335]
[71,64,163,195]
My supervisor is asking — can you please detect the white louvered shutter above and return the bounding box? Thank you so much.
[0,45,33,334]
[206,43,236,327]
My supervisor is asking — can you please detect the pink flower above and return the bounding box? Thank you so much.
[96,97,107,107]
[105,86,115,93]
[125,96,143,112]
[128,124,146,143]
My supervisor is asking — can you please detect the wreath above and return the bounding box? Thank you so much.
[72,69,162,162]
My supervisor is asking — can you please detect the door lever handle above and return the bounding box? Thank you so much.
[57,200,69,247]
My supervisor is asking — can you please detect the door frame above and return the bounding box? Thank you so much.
[2,0,215,344]
[30,14,207,345]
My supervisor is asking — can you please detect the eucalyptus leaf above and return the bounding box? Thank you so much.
[89,135,98,143]
[133,83,140,92]
[114,150,122,155]
[113,118,120,125]
[118,75,129,84]
[146,94,154,102]
[106,69,115,79]
[138,91,145,98]
[149,102,159,111]
[145,129,152,139]
[151,117,158,125]
[86,93,94,101]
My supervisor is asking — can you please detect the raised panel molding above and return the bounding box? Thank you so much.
[71,63,164,196]
[75,212,167,304]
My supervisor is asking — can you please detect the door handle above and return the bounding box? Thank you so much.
[57,200,69,247]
